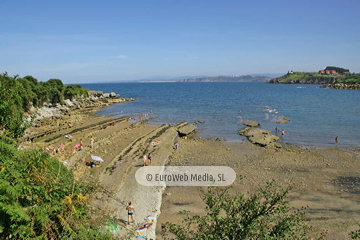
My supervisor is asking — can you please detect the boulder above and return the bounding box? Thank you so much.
[242,120,260,127]
[110,92,120,98]
[274,117,290,124]
[88,91,103,97]
[238,127,280,147]
[177,122,197,136]
[64,99,74,107]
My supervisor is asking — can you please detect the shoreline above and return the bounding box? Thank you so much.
[26,100,360,239]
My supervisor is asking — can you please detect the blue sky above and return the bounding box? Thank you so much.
[1,0,359,83]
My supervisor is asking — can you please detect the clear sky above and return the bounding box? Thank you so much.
[1,0,359,83]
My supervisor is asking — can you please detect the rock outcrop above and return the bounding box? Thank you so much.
[238,127,281,148]
[26,91,134,123]
[176,122,197,137]
[320,83,360,90]
[274,117,290,124]
[242,120,260,127]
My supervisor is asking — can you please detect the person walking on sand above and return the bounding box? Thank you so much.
[335,136,339,145]
[90,137,94,151]
[148,153,152,166]
[126,202,135,223]
[142,154,147,166]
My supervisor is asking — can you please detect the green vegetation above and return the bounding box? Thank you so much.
[161,181,326,239]
[334,74,360,84]
[0,72,116,239]
[325,66,350,74]
[0,138,113,239]
[0,72,89,138]
[269,72,343,84]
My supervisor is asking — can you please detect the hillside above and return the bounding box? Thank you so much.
[178,75,271,82]
[267,72,343,84]
[321,74,360,90]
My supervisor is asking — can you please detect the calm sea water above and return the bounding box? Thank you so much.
[80,82,360,148]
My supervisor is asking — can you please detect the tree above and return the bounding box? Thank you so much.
[161,181,325,240]
[46,78,64,93]
[0,73,27,138]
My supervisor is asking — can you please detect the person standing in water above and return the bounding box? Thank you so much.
[335,136,339,145]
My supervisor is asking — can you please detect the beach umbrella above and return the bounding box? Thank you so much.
[91,155,104,162]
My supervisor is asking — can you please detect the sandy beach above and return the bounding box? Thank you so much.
[25,102,360,239]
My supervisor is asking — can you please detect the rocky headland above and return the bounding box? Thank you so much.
[267,72,340,84]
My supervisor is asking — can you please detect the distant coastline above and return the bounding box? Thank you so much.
[177,75,270,82]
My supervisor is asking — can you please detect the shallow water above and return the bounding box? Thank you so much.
[80,82,360,148]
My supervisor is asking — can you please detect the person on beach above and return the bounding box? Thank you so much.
[90,137,94,151]
[148,153,152,166]
[175,142,179,150]
[335,136,339,145]
[79,139,83,150]
[150,109,153,114]
[275,126,279,133]
[65,134,73,141]
[72,144,80,153]
[281,130,285,137]
[58,143,66,152]
[142,154,147,166]
[126,202,135,223]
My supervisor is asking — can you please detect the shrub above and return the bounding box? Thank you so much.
[161,181,325,240]
[0,140,113,239]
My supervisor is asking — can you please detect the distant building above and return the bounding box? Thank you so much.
[319,69,338,74]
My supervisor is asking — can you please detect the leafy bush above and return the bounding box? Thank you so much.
[0,73,28,138]
[161,181,325,240]
[0,140,113,239]
[64,84,89,99]
[335,75,360,84]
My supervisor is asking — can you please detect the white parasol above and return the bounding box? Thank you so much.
[91,155,104,162]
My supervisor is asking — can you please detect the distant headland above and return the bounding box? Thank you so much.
[177,75,271,82]
[268,66,360,90]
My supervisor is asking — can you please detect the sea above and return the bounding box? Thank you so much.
[80,82,360,148]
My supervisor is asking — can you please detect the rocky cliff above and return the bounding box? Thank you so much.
[26,90,134,123]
